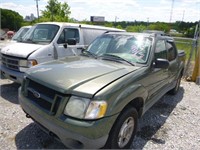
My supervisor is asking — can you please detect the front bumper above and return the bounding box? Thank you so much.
[19,89,118,149]
[0,64,24,83]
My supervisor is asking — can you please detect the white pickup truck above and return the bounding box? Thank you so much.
[0,22,124,83]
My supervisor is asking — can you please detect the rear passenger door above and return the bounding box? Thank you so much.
[166,40,179,83]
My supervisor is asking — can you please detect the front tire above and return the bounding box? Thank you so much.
[105,106,138,149]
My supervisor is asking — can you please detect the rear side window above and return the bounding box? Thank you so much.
[155,40,167,59]
[57,28,79,44]
[82,28,105,45]
[167,41,177,61]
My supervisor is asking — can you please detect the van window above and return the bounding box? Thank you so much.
[22,24,59,44]
[155,40,167,59]
[12,27,30,41]
[57,28,79,44]
[82,28,105,45]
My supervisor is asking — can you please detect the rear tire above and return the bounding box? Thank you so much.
[169,74,182,95]
[104,106,138,149]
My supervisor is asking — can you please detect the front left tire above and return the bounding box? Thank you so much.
[104,106,138,149]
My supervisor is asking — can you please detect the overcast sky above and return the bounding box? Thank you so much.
[1,0,200,22]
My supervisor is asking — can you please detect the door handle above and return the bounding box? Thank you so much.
[77,47,85,50]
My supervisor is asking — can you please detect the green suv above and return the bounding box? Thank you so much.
[19,32,185,149]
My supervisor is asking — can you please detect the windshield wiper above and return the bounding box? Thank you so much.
[22,38,35,43]
[100,54,135,66]
[81,50,97,58]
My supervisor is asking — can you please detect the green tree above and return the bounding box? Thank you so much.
[41,0,71,22]
[126,25,147,32]
[116,25,123,29]
[185,26,195,38]
[148,22,170,33]
[104,22,113,27]
[1,8,23,30]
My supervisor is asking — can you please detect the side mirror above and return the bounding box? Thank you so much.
[63,38,77,49]
[154,58,169,69]
[67,38,77,45]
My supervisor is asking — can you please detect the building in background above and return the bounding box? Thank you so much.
[24,13,36,22]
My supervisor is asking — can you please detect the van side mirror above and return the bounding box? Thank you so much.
[63,38,77,49]
[154,58,169,69]
[67,38,77,45]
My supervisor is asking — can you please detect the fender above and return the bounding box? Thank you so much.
[109,84,148,115]
[95,82,148,117]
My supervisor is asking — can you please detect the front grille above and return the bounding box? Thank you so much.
[25,78,64,115]
[1,54,20,71]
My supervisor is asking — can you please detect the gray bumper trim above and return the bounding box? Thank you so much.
[0,64,24,83]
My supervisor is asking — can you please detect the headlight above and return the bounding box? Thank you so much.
[19,60,38,67]
[64,96,107,119]
[19,60,28,67]
[64,96,90,119]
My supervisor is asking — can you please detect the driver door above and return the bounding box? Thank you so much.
[56,28,81,58]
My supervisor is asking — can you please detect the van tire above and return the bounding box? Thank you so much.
[104,106,138,149]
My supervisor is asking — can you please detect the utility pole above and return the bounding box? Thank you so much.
[147,17,149,29]
[115,16,118,22]
[35,0,40,21]
[182,10,185,22]
[169,0,174,23]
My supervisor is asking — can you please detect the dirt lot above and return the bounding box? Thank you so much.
[0,78,200,149]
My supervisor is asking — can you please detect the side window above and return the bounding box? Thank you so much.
[167,41,177,61]
[155,40,167,59]
[34,29,48,40]
[57,28,79,44]
[82,28,105,45]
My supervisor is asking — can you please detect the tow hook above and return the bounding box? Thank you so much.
[26,114,31,118]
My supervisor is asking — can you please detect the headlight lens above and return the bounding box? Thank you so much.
[19,60,28,67]
[64,96,107,119]
[64,96,90,119]
[85,101,107,119]
[19,60,38,67]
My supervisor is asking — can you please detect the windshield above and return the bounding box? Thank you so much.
[87,34,152,64]
[21,24,60,44]
[12,27,30,41]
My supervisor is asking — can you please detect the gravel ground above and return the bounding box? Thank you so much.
[0,78,200,149]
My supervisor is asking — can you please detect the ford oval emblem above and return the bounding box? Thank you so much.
[33,91,40,98]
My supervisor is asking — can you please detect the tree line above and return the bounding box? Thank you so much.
[0,0,197,38]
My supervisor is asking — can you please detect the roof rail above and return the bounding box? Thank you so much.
[104,30,125,34]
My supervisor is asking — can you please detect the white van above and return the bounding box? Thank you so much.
[12,26,32,42]
[0,22,125,83]
[0,26,31,51]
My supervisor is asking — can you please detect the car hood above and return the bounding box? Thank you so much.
[27,56,140,97]
[0,40,16,50]
[1,42,43,58]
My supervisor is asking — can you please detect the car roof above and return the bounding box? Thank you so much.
[105,31,174,40]
[36,22,125,31]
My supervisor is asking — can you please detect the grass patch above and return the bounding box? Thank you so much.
[174,38,195,60]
